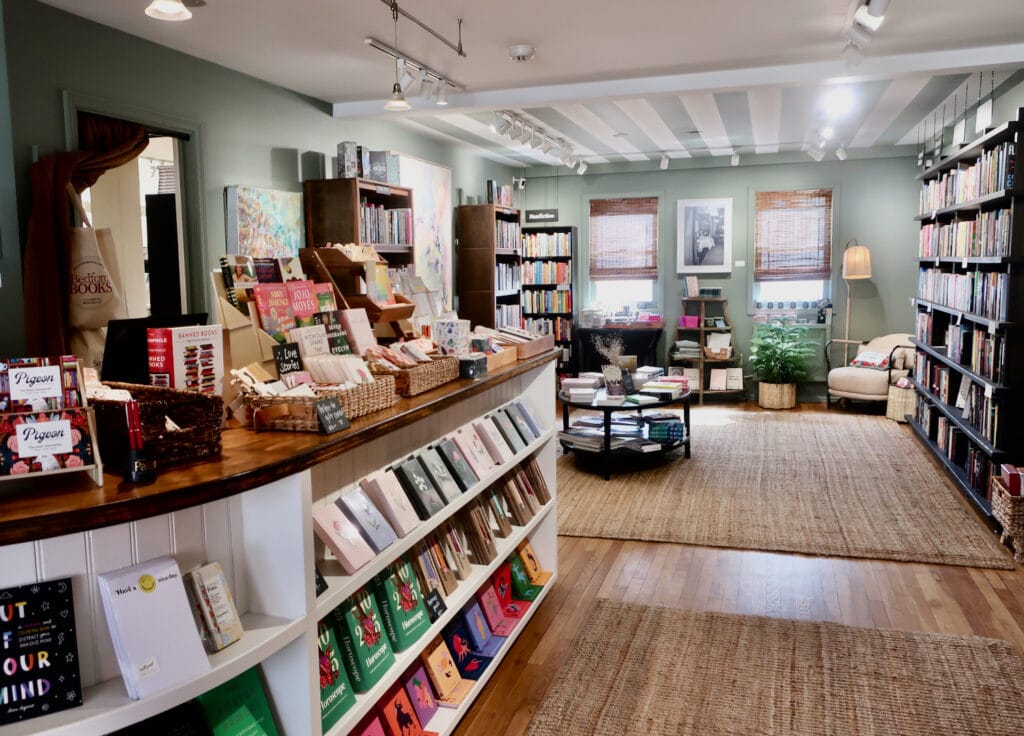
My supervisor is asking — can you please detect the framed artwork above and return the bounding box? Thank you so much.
[676,198,732,274]
[225,185,304,258]
[399,154,453,308]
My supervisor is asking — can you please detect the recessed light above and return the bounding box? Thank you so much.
[508,44,535,62]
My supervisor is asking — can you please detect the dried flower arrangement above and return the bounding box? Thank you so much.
[592,334,625,366]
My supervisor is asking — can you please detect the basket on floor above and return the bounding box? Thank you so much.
[886,385,914,422]
[369,355,459,397]
[246,375,398,432]
[992,476,1024,563]
[92,382,224,470]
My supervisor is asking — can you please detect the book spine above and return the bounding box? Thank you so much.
[181,569,215,653]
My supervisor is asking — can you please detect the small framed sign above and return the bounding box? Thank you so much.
[525,208,559,224]
[314,398,350,434]
[272,342,303,376]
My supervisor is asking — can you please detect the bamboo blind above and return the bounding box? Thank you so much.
[754,189,833,281]
[588,197,659,281]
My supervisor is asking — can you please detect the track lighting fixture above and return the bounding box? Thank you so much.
[848,23,872,49]
[436,82,449,106]
[807,145,826,162]
[145,0,192,21]
[540,139,555,154]
[820,126,834,140]
[730,153,740,166]
[493,117,512,136]
[577,161,588,175]
[853,3,884,31]
[398,64,416,94]
[492,112,576,168]
[385,83,411,112]
[842,41,864,67]
[659,154,670,170]
[835,146,848,161]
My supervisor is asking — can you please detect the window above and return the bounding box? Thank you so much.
[588,197,658,310]
[753,189,832,303]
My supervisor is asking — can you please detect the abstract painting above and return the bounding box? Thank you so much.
[225,185,304,258]
[398,154,453,307]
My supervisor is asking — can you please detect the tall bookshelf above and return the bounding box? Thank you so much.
[455,204,522,329]
[303,177,414,266]
[669,296,744,404]
[522,226,576,374]
[909,107,1024,521]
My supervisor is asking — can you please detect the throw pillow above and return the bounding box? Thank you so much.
[850,351,889,370]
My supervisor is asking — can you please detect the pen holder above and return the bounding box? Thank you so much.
[125,447,157,483]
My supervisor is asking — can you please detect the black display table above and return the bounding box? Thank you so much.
[558,387,691,479]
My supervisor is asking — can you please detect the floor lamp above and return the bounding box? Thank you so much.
[842,239,872,363]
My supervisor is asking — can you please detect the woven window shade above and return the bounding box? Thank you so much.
[754,189,833,282]
[589,197,659,281]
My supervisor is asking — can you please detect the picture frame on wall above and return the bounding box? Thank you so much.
[676,198,732,274]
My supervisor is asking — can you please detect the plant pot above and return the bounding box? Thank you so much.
[758,382,796,409]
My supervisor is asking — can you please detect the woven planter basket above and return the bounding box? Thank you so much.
[992,477,1024,563]
[758,382,796,410]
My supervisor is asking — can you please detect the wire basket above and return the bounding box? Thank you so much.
[246,376,398,432]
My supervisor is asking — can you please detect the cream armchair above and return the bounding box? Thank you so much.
[825,333,915,407]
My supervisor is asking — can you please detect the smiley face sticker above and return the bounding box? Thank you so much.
[138,574,157,593]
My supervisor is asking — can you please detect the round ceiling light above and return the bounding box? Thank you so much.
[508,44,536,62]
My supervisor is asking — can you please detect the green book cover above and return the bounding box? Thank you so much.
[371,557,432,651]
[330,588,395,693]
[508,556,544,602]
[317,620,356,730]
[195,667,280,736]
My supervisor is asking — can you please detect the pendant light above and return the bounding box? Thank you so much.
[383,5,411,111]
[145,0,192,21]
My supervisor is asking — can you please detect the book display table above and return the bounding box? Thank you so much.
[558,387,691,479]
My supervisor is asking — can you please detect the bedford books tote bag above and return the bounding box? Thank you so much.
[67,182,128,330]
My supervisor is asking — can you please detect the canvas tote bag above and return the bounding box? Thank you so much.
[67,182,128,329]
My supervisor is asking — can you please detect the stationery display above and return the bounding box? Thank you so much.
[420,637,474,707]
[182,562,244,652]
[338,486,399,554]
[417,447,464,503]
[370,558,431,651]
[317,619,357,730]
[393,457,447,520]
[330,588,396,692]
[403,664,439,729]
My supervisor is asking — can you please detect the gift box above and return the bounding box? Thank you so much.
[432,320,471,356]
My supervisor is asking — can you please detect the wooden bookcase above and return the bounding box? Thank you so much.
[522,226,577,374]
[455,204,522,329]
[303,177,414,266]
[0,355,558,736]
[669,296,744,404]
[908,107,1024,521]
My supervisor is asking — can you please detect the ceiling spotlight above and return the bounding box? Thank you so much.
[807,145,825,162]
[821,126,834,140]
[515,125,533,144]
[867,0,890,15]
[730,153,740,166]
[436,82,449,106]
[848,23,872,49]
[398,66,416,95]
[528,133,543,150]
[835,146,848,160]
[853,4,885,31]
[660,154,670,170]
[508,44,536,62]
[145,0,192,21]
[577,161,588,175]
[493,117,512,136]
[384,82,411,111]
[540,139,555,154]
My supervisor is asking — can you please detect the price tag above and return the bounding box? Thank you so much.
[314,398,350,434]
[955,312,962,326]
[961,257,968,269]
[423,589,447,623]
[272,342,303,376]
[984,383,993,399]
[989,321,997,335]
[935,258,940,267]
[932,210,938,220]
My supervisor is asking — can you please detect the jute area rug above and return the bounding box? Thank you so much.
[527,600,1024,736]
[557,408,1012,569]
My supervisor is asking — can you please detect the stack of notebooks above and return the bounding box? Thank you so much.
[671,339,701,360]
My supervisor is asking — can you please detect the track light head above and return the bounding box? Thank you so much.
[540,139,555,154]
[835,146,848,161]
[577,161,588,175]
[145,0,192,21]
[807,145,825,162]
[730,153,740,166]
[384,82,411,112]
[436,82,449,106]
[853,3,885,31]
[659,154,669,170]
[848,22,872,48]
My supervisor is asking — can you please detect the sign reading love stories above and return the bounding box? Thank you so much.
[8,366,62,403]
[15,420,73,458]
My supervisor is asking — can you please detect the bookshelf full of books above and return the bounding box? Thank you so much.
[0,354,558,736]
[669,296,744,404]
[909,106,1024,521]
[521,226,577,374]
[456,204,524,330]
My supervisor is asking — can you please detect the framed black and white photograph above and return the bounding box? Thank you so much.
[676,198,732,274]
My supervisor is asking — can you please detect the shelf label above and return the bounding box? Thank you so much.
[989,321,998,335]
[955,313,962,326]
[984,383,993,399]
[935,258,940,267]
[932,210,937,220]
[315,398,350,435]
[962,257,968,269]
[374,185,392,196]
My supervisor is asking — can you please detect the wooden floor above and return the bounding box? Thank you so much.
[454,402,1024,736]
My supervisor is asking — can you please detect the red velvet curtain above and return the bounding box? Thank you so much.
[22,112,149,355]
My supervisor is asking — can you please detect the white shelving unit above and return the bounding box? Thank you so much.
[0,357,557,736]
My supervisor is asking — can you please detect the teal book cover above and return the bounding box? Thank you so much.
[508,555,544,602]
[331,588,396,693]
[317,620,356,731]
[195,667,280,736]
[371,558,432,652]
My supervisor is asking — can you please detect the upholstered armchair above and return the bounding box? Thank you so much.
[825,333,915,407]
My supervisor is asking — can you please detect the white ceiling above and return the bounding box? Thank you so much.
[38,0,1024,167]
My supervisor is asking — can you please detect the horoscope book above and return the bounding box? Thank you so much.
[360,469,422,537]
[435,438,479,492]
[416,447,463,504]
[403,663,439,729]
[317,619,356,731]
[508,555,545,602]
[313,501,375,574]
[420,637,474,708]
[195,666,280,736]
[337,486,398,554]
[0,577,82,726]
[97,556,210,699]
[330,588,395,693]
[393,457,447,521]
[460,600,506,657]
[378,683,425,736]
[474,585,517,637]
[491,409,527,454]
[441,617,494,681]
[489,562,531,620]
[516,541,554,586]
[371,558,431,652]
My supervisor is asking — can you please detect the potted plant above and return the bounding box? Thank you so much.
[748,323,813,409]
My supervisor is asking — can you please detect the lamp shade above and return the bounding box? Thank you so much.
[842,244,872,279]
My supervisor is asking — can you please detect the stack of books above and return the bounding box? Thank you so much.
[639,381,684,399]
[671,339,701,360]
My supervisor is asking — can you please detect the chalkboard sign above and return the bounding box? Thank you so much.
[315,398,350,434]
[272,342,303,376]
[423,589,447,623]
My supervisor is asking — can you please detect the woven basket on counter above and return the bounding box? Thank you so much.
[91,382,224,470]
[247,375,398,432]
[369,355,459,397]
[992,476,1024,563]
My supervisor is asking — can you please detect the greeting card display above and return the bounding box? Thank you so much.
[371,558,431,652]
[330,588,395,692]
[317,619,356,731]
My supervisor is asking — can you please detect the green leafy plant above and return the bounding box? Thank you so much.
[748,323,814,385]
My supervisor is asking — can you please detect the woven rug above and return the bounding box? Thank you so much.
[527,600,1024,736]
[558,408,1012,569]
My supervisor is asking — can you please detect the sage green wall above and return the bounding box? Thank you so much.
[0,0,24,355]
[523,156,922,378]
[3,0,512,350]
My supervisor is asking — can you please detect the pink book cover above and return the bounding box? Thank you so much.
[451,427,494,480]
[473,418,513,464]
[313,282,338,311]
[403,663,439,729]
[354,714,387,736]
[339,308,378,355]
[285,279,319,327]
[475,586,517,636]
[252,283,296,343]
[359,469,421,537]
[312,502,375,574]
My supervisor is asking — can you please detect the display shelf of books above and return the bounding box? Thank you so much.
[299,245,415,326]
[669,296,744,404]
[909,106,1024,522]
[522,226,577,374]
[456,204,523,330]
[303,177,414,265]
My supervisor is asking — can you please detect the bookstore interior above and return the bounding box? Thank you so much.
[2,1,1024,734]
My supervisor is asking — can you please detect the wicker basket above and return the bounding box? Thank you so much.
[704,346,733,360]
[757,382,796,409]
[92,382,224,471]
[992,477,1024,563]
[247,375,398,432]
[886,385,915,422]
[370,355,459,397]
